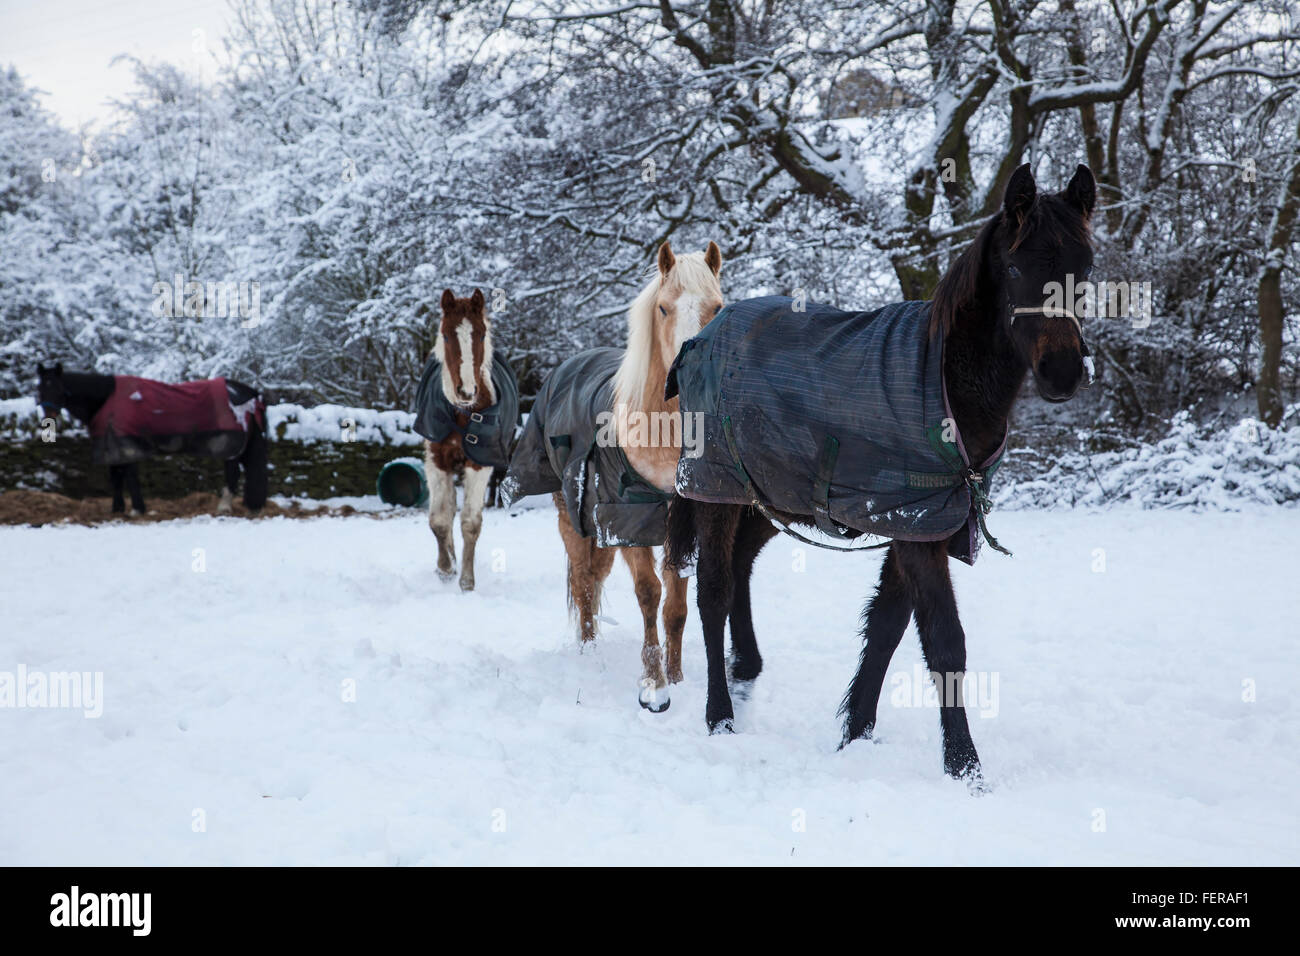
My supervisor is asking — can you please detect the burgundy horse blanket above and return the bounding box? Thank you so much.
[90,376,265,466]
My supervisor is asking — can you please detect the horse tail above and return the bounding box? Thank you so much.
[240,402,269,511]
[664,496,697,573]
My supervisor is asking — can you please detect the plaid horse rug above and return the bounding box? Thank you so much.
[666,296,1006,564]
[503,348,672,548]
[412,352,521,469]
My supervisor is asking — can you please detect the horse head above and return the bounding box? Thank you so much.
[995,163,1097,403]
[35,362,66,416]
[649,240,724,376]
[614,240,724,416]
[429,288,494,409]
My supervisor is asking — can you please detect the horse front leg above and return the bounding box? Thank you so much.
[660,560,687,684]
[694,503,741,733]
[125,463,145,515]
[424,443,457,581]
[726,509,777,699]
[458,463,492,592]
[840,546,913,746]
[895,541,983,786]
[623,547,668,712]
[108,465,126,514]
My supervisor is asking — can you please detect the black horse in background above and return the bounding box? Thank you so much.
[36,363,268,515]
[666,164,1099,789]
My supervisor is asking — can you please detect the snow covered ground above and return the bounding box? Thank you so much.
[2,501,1296,865]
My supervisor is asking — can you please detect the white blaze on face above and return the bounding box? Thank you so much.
[672,291,703,353]
[456,322,476,401]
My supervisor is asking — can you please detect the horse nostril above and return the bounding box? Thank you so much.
[1036,351,1081,382]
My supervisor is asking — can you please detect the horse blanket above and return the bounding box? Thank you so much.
[412,352,520,469]
[502,348,673,548]
[665,296,1006,564]
[90,376,264,466]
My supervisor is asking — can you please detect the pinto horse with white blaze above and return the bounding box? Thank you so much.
[418,288,514,592]
[666,165,1098,788]
[504,241,724,711]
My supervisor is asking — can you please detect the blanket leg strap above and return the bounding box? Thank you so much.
[964,468,1012,557]
[722,416,889,554]
[812,435,862,539]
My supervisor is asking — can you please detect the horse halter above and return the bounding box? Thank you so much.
[1008,305,1095,388]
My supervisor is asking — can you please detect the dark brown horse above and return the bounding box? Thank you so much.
[666,164,1098,789]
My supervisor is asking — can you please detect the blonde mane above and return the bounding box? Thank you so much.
[613,250,721,412]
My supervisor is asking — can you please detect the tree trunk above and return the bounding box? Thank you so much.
[1257,113,1300,426]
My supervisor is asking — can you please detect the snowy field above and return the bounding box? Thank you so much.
[2,502,1297,865]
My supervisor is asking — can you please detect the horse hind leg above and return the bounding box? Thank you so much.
[239,421,268,511]
[458,464,492,592]
[555,493,599,642]
[125,463,146,516]
[219,458,238,513]
[623,547,668,712]
[425,442,458,581]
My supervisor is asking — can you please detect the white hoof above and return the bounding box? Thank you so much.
[638,680,671,713]
[217,490,233,513]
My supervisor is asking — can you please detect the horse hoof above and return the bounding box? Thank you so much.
[730,678,756,702]
[667,668,684,684]
[638,684,670,713]
[707,717,734,735]
[955,765,990,795]
[459,579,475,592]
[436,567,456,582]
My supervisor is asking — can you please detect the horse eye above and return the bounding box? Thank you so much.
[1007,265,1021,279]
[659,305,667,316]
[712,304,722,316]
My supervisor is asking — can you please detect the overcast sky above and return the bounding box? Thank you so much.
[0,0,235,128]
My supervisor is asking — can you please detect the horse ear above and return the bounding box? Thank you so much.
[657,241,676,278]
[1064,164,1096,218]
[54,362,63,375]
[1003,163,1036,225]
[469,288,485,310]
[440,289,456,313]
[704,241,722,276]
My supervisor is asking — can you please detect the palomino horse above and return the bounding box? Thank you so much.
[505,241,724,712]
[35,364,267,515]
[421,288,502,592]
[666,165,1097,787]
